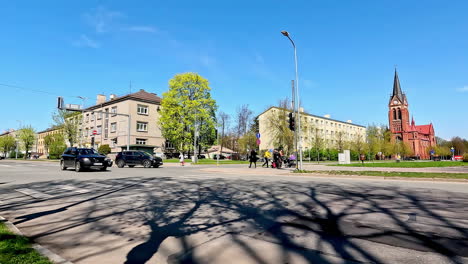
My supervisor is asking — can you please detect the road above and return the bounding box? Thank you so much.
[0,160,467,264]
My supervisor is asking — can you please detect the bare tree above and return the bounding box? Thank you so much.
[217,111,231,157]
[233,104,253,153]
[235,104,253,137]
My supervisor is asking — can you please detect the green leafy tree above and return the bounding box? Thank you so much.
[52,110,81,147]
[0,135,16,158]
[98,144,112,155]
[310,128,325,162]
[17,125,36,159]
[48,133,67,159]
[159,73,217,154]
[264,99,294,155]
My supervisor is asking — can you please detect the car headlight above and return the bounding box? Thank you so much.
[82,158,90,162]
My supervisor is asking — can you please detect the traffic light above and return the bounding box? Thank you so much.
[288,112,295,131]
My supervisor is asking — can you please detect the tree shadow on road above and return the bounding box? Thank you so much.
[1,177,467,264]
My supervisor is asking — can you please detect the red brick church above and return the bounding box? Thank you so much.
[388,70,436,159]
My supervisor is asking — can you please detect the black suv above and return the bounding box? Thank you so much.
[115,151,163,168]
[61,147,113,172]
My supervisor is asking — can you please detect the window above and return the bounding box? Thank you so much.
[111,138,118,147]
[86,114,89,122]
[97,126,102,135]
[97,112,102,120]
[137,104,149,115]
[85,128,89,137]
[136,122,148,132]
[111,122,117,133]
[89,127,94,136]
[136,138,147,145]
[111,106,117,116]
[91,113,95,121]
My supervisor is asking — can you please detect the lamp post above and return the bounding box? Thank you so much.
[281,30,303,170]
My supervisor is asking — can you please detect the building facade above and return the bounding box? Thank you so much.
[258,107,366,151]
[36,127,62,158]
[78,89,164,154]
[388,70,436,159]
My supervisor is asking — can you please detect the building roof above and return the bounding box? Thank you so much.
[258,106,366,128]
[391,69,407,103]
[37,127,61,134]
[415,124,433,135]
[86,89,161,111]
[0,129,15,137]
[207,145,236,154]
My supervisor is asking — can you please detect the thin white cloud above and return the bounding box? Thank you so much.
[83,6,124,33]
[200,55,216,67]
[73,34,100,48]
[456,86,468,92]
[123,26,158,33]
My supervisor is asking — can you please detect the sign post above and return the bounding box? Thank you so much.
[256,133,261,151]
[450,147,455,161]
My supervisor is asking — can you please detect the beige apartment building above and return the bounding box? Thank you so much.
[36,127,62,158]
[258,107,367,151]
[78,89,164,154]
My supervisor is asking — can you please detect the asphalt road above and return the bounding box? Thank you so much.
[0,160,467,264]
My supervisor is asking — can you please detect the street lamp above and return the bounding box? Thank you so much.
[281,30,303,170]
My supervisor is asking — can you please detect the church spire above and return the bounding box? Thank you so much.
[392,68,404,102]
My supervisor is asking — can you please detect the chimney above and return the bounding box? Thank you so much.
[324,114,331,118]
[109,94,117,100]
[346,120,353,123]
[96,94,106,105]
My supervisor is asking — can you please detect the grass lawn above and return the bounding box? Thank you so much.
[332,161,468,168]
[164,158,249,165]
[0,222,52,264]
[293,170,468,179]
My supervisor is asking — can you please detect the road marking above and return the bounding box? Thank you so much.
[14,188,53,199]
[0,164,12,167]
[57,185,90,194]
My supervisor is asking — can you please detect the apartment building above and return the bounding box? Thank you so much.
[78,89,164,154]
[258,107,367,151]
[36,127,62,158]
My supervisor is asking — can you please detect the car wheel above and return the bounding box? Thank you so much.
[143,160,152,168]
[117,160,125,168]
[75,161,82,172]
[100,166,107,171]
[60,160,67,170]
[128,165,135,168]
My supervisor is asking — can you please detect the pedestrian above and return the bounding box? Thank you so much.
[249,149,257,168]
[179,152,185,166]
[273,149,280,169]
[262,150,271,167]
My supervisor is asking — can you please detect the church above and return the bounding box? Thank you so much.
[388,70,436,159]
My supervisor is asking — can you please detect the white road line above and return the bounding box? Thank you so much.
[56,185,90,194]
[0,164,12,167]
[14,188,53,199]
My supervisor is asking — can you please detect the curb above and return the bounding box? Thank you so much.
[0,216,74,264]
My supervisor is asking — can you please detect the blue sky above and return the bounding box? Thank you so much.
[1,0,467,140]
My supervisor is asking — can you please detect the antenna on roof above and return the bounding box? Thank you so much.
[129,81,132,94]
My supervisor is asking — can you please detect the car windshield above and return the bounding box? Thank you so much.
[78,149,98,155]
[140,152,151,157]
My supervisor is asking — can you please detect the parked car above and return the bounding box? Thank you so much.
[154,152,166,159]
[115,151,163,168]
[60,147,113,172]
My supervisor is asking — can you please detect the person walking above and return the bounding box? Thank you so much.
[262,150,271,167]
[179,152,185,166]
[272,149,279,169]
[249,149,258,168]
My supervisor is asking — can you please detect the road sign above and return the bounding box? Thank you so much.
[256,133,260,139]
[92,130,97,135]
[430,150,435,155]
[256,139,261,145]
[450,147,455,153]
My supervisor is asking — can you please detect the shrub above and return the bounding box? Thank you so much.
[463,153,468,162]
[98,144,111,155]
